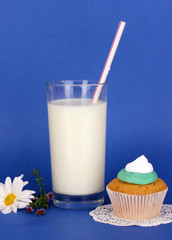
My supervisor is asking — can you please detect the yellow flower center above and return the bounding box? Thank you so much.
[4,193,16,206]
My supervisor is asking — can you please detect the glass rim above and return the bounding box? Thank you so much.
[46,80,107,87]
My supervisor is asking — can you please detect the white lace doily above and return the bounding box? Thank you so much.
[89,204,172,227]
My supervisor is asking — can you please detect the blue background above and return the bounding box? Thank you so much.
[0,0,172,239]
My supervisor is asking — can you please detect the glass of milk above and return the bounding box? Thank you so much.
[47,80,107,208]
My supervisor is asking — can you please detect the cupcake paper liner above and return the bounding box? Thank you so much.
[106,187,168,220]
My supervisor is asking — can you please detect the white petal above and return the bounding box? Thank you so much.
[18,198,32,203]
[0,183,8,195]
[12,177,23,194]
[17,201,28,209]
[19,190,35,199]
[12,175,25,194]
[12,177,18,194]
[12,204,17,213]
[0,205,5,211]
[5,177,12,193]
[0,201,4,206]
[13,179,23,196]
[0,195,5,200]
[19,174,24,179]
[2,206,12,214]
[23,181,29,187]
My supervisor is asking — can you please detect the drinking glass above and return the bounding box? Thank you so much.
[47,80,107,208]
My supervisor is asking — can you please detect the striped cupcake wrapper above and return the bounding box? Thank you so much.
[106,187,168,220]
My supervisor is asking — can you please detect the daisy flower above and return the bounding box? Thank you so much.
[0,174,35,214]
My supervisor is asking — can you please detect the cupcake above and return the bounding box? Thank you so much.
[106,155,168,220]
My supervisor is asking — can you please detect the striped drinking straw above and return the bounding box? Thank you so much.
[92,21,126,103]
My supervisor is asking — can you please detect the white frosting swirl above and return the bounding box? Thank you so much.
[125,155,153,173]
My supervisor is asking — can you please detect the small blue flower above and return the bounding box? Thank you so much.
[47,192,54,200]
[26,207,34,213]
[35,208,46,216]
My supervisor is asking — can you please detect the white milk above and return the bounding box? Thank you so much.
[48,99,107,196]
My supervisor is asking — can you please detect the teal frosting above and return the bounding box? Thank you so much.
[117,169,158,185]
